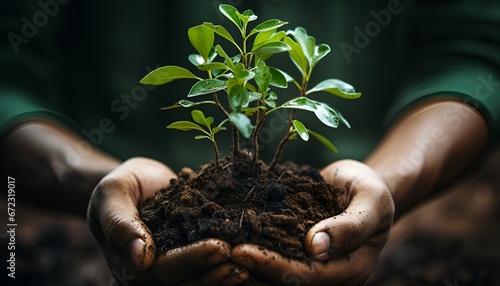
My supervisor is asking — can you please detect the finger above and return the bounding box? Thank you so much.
[232,244,374,285]
[88,179,157,271]
[305,160,393,260]
[152,238,235,285]
[88,158,176,271]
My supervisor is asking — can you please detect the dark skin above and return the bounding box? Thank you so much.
[0,98,488,285]
[231,98,488,285]
[0,120,247,285]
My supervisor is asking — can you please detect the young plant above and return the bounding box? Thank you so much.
[167,110,226,169]
[140,4,361,169]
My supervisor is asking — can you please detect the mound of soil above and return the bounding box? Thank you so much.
[139,151,344,260]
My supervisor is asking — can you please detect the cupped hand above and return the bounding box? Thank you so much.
[87,157,248,285]
[231,159,395,285]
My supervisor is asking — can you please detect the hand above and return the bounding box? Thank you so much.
[231,160,394,285]
[87,157,249,285]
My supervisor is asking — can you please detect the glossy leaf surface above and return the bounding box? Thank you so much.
[188,25,214,61]
[167,121,206,133]
[252,41,291,55]
[160,99,215,110]
[188,79,227,97]
[191,110,214,128]
[140,66,200,85]
[219,4,242,30]
[228,112,254,138]
[307,79,362,99]
[292,120,309,141]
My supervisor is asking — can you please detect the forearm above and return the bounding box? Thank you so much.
[0,120,120,217]
[365,98,488,220]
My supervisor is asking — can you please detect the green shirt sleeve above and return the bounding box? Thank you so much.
[0,87,74,137]
[387,0,500,140]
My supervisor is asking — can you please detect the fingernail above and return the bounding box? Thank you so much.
[128,238,145,268]
[232,255,254,269]
[311,232,331,261]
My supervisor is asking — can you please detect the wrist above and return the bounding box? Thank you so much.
[365,99,488,220]
[0,119,120,216]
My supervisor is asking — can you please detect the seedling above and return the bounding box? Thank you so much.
[140,4,361,169]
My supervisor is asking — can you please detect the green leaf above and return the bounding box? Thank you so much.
[253,30,286,50]
[288,27,315,68]
[191,110,214,128]
[280,97,317,112]
[215,45,235,71]
[249,19,288,36]
[228,112,254,139]
[195,135,212,140]
[336,110,351,129]
[253,28,277,49]
[203,22,236,45]
[229,84,250,112]
[292,120,309,141]
[312,44,331,68]
[288,27,316,66]
[269,66,288,88]
[188,48,217,66]
[197,62,229,71]
[219,4,242,30]
[188,25,214,62]
[248,91,262,102]
[266,100,276,108]
[234,63,255,83]
[314,102,340,128]
[287,27,331,71]
[188,79,227,97]
[308,129,338,153]
[283,37,307,76]
[188,54,205,66]
[252,41,291,55]
[237,9,258,27]
[267,91,278,100]
[167,121,206,133]
[242,106,266,116]
[140,66,201,85]
[279,97,339,128]
[212,126,227,134]
[255,60,271,92]
[160,99,215,110]
[306,79,362,99]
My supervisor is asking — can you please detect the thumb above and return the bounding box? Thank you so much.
[88,158,175,271]
[305,160,393,261]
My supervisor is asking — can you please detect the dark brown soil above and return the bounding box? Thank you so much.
[139,151,344,261]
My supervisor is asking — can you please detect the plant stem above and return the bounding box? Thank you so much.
[233,127,240,155]
[213,92,239,154]
[269,75,310,169]
[251,112,266,165]
[269,128,293,170]
[213,92,228,116]
[212,139,221,169]
[269,110,296,169]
